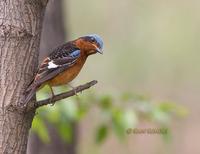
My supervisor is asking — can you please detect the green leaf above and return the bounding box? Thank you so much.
[96,125,108,144]
[57,122,73,143]
[111,109,126,139]
[123,110,138,128]
[76,107,87,120]
[158,102,188,117]
[151,108,170,124]
[99,95,113,109]
[31,116,50,143]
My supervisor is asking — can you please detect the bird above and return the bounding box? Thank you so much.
[24,34,103,105]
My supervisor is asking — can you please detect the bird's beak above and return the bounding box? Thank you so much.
[93,44,103,54]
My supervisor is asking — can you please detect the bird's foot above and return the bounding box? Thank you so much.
[68,84,78,96]
[49,86,56,106]
[50,93,55,106]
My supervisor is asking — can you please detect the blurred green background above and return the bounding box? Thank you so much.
[66,1,199,153]
[29,0,200,154]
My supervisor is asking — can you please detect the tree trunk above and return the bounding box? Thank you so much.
[0,0,47,153]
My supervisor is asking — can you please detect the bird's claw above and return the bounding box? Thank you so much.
[72,87,78,96]
[68,84,78,96]
[50,93,56,106]
[50,99,55,106]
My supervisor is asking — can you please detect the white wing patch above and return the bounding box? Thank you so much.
[48,61,58,69]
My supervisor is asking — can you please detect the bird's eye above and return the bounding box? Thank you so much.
[90,37,95,43]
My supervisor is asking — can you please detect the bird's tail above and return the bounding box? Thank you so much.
[23,85,37,105]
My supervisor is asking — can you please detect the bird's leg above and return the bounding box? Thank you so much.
[49,86,56,106]
[67,83,78,96]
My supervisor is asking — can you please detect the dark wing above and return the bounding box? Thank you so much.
[34,57,78,86]
[26,43,80,92]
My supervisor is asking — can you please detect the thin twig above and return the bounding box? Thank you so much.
[35,80,98,108]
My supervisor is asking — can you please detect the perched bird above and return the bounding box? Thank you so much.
[24,34,103,104]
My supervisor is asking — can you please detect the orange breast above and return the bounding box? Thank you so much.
[48,57,87,87]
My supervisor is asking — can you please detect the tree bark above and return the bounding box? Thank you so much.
[0,0,47,153]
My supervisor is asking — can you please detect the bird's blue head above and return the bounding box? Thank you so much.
[87,34,104,52]
[78,34,104,55]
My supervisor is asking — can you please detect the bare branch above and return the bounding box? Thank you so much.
[35,80,98,108]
